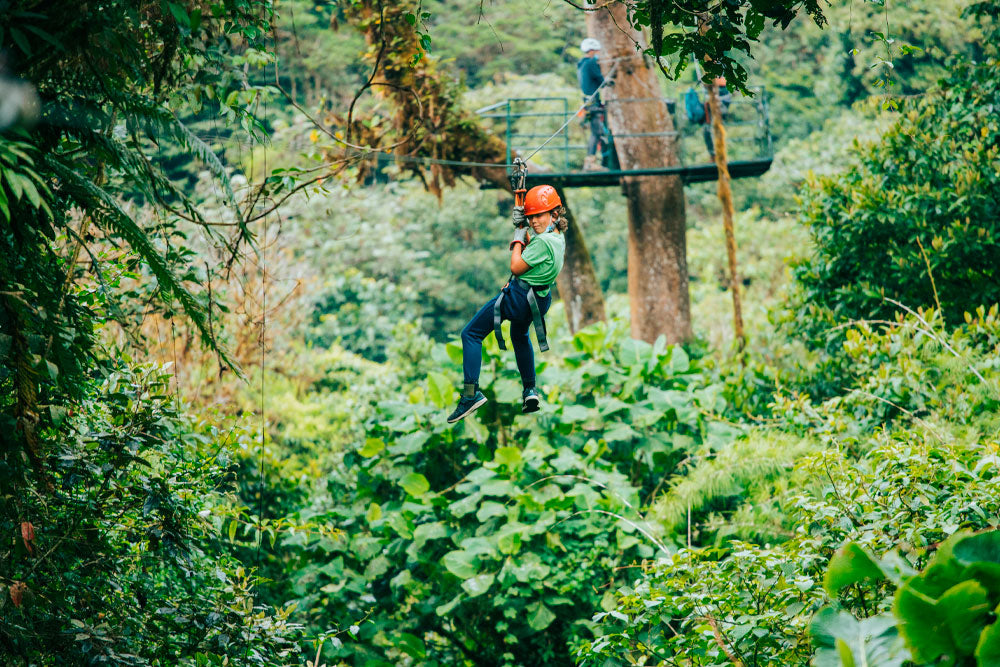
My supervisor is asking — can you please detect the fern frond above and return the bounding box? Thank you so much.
[46,155,238,372]
[46,95,246,235]
[82,127,211,227]
[653,431,822,528]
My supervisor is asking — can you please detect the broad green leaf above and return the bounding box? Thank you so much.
[603,423,637,443]
[811,607,907,667]
[648,334,667,373]
[573,326,605,356]
[442,550,478,579]
[19,176,41,210]
[4,170,24,200]
[668,345,690,373]
[400,473,430,498]
[975,603,1000,665]
[366,503,382,523]
[396,633,425,660]
[964,561,1000,598]
[359,437,385,457]
[498,531,522,555]
[427,372,452,409]
[445,341,463,364]
[938,580,991,655]
[435,594,463,616]
[914,532,968,598]
[954,531,1000,567]
[835,638,855,667]
[385,513,413,539]
[824,542,887,596]
[561,405,589,423]
[478,479,518,497]
[9,27,30,55]
[461,416,489,444]
[527,601,557,632]
[389,431,429,455]
[166,2,191,27]
[494,446,522,468]
[461,572,494,597]
[494,378,522,402]
[475,502,507,523]
[412,522,448,549]
[618,337,651,368]
[449,491,483,518]
[893,580,953,662]
[510,553,551,583]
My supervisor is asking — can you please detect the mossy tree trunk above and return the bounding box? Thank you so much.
[706,81,745,348]
[342,2,605,332]
[586,4,692,344]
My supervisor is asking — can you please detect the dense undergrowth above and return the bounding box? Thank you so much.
[4,0,1000,665]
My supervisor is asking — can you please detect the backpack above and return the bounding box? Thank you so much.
[684,87,705,124]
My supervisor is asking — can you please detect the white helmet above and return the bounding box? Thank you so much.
[580,38,601,53]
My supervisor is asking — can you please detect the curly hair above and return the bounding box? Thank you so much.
[551,205,568,232]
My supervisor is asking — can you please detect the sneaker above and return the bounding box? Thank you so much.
[521,387,541,414]
[447,391,487,423]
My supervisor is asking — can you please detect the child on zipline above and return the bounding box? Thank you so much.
[446,184,566,423]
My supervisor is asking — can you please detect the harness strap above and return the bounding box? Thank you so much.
[493,277,549,353]
[524,283,549,352]
[493,286,508,351]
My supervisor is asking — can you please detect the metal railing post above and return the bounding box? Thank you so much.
[562,97,570,170]
[505,101,512,165]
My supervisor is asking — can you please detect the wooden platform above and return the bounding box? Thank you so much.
[482,158,773,189]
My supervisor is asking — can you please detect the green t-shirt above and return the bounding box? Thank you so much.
[519,231,565,296]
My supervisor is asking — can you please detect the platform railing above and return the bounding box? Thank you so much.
[475,87,772,173]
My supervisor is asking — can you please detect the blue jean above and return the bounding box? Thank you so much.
[461,279,551,388]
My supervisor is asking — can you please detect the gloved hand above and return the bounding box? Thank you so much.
[512,205,527,229]
[510,226,529,250]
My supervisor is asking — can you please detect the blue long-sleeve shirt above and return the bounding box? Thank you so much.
[577,56,604,102]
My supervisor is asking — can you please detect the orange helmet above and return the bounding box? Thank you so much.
[523,185,561,216]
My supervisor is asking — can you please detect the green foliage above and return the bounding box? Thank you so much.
[308,269,423,361]
[745,0,986,143]
[631,0,829,92]
[811,607,907,667]
[257,318,748,666]
[579,543,825,665]
[790,55,1000,342]
[0,1,309,662]
[0,361,302,664]
[815,530,1000,666]
[577,311,1000,666]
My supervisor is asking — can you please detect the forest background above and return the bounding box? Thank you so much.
[2,0,1000,665]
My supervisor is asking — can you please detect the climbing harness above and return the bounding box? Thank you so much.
[493,277,550,353]
[494,159,552,353]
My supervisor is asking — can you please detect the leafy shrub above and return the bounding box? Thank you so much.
[790,55,1000,342]
[0,362,301,665]
[308,269,424,361]
[270,319,744,666]
[578,311,1000,666]
[815,530,1000,666]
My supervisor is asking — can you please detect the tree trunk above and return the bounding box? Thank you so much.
[586,6,692,344]
[344,1,605,333]
[555,186,606,332]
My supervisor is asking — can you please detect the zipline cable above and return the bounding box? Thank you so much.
[325,60,621,174]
